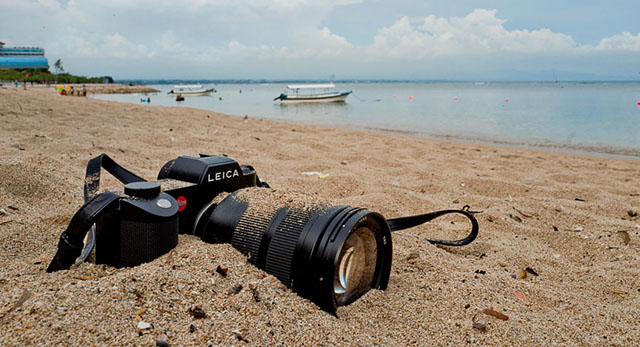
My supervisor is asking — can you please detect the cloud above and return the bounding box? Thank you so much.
[367,9,577,59]
[596,32,640,52]
[0,2,638,79]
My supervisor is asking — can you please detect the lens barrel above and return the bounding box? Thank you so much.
[199,188,392,314]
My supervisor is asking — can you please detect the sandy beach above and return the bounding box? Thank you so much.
[1,86,639,345]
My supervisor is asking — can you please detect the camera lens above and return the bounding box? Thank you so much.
[198,188,392,314]
[333,227,378,306]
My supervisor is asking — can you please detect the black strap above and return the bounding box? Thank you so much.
[84,154,145,201]
[387,209,479,246]
[47,192,120,272]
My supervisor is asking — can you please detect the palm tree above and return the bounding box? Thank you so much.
[54,59,64,74]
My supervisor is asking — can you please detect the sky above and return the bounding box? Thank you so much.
[1,0,640,81]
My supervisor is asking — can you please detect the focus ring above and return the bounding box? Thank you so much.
[231,210,276,265]
[264,207,320,286]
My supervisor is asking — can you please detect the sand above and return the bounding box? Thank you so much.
[1,86,639,346]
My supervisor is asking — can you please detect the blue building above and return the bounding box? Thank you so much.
[0,41,49,69]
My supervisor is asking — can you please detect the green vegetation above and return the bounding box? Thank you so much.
[0,68,113,84]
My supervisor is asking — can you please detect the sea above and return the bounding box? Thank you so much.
[93,82,640,159]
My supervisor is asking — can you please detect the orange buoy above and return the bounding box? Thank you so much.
[505,98,510,103]
[409,96,413,101]
[454,96,458,101]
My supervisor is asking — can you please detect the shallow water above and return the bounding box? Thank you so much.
[94,82,640,158]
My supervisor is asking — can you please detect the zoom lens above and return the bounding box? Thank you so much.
[198,188,392,314]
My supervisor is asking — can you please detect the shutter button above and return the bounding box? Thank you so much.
[156,199,172,209]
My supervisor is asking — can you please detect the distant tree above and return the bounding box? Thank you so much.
[54,59,64,74]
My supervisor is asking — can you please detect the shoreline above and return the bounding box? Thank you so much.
[1,87,639,345]
[367,126,640,161]
[1,82,159,94]
[89,84,640,161]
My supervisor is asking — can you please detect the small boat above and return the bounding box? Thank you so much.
[273,83,351,104]
[168,84,215,96]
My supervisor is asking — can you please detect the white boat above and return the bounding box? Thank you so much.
[168,84,215,96]
[273,83,351,104]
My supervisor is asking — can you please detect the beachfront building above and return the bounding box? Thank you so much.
[0,41,49,69]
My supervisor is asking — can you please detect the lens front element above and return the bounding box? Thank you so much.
[333,227,378,305]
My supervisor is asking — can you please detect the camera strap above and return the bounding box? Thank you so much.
[48,154,147,272]
[387,207,479,246]
[84,154,146,201]
[47,192,120,272]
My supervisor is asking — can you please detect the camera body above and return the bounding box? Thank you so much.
[84,154,263,268]
[156,154,264,235]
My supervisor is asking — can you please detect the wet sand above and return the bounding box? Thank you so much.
[1,86,639,345]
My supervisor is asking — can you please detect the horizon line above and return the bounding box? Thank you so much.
[114,78,640,84]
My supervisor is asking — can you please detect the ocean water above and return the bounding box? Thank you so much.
[93,82,640,158]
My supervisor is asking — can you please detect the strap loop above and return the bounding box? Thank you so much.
[47,192,120,272]
[387,209,479,246]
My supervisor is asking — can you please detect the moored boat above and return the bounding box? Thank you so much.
[168,84,215,96]
[273,83,351,104]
